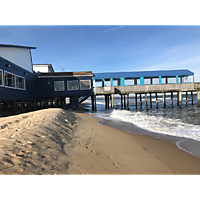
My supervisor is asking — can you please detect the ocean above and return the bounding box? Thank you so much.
[84,92,200,158]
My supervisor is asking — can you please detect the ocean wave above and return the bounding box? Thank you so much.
[106,110,200,142]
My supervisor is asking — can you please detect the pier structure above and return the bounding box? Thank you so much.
[91,70,200,110]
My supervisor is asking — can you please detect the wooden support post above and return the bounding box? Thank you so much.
[121,95,123,109]
[178,91,182,108]
[127,93,129,110]
[177,92,179,106]
[91,96,94,110]
[111,94,114,109]
[105,95,107,109]
[124,94,126,110]
[107,95,110,109]
[145,93,148,110]
[94,95,97,111]
[135,94,137,110]
[191,91,193,105]
[162,92,165,109]
[140,93,142,109]
[197,90,200,107]
[0,101,1,116]
[186,92,188,107]
[156,93,158,109]
[150,93,152,109]
[171,92,173,108]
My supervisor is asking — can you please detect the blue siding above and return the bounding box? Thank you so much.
[37,76,93,99]
[0,56,39,101]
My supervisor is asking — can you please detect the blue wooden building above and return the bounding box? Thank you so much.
[0,44,94,115]
[93,70,194,87]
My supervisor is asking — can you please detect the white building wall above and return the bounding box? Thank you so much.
[33,65,54,73]
[0,47,33,72]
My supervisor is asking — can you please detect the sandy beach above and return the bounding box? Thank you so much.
[0,107,200,175]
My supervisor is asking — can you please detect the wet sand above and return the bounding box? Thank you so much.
[0,107,200,174]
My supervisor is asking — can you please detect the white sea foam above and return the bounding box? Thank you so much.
[105,110,200,142]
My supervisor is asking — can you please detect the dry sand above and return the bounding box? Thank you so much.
[0,108,200,175]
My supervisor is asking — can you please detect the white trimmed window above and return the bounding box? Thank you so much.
[0,70,3,87]
[4,71,15,88]
[67,80,79,90]
[16,76,25,90]
[80,80,91,90]
[54,81,65,91]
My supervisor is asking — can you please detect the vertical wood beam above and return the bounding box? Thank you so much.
[145,93,148,110]
[92,95,94,110]
[150,93,152,109]
[121,94,123,109]
[156,93,158,109]
[197,90,200,107]
[178,91,182,108]
[105,95,107,109]
[171,92,173,108]
[13,101,16,114]
[124,94,126,110]
[0,101,1,116]
[111,94,114,109]
[186,92,188,107]
[140,94,142,109]
[127,93,130,110]
[135,94,137,109]
[177,92,179,106]
[162,92,165,109]
[191,91,193,105]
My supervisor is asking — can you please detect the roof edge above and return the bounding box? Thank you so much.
[0,44,36,49]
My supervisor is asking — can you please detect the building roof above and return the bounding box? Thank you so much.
[37,71,93,77]
[93,69,194,79]
[0,44,36,49]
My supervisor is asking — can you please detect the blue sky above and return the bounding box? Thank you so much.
[0,25,200,81]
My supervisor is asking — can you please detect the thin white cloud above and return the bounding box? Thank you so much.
[97,26,125,34]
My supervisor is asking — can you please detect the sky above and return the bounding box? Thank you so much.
[0,25,200,81]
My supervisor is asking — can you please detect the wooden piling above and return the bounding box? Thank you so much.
[0,101,1,116]
[191,91,193,105]
[171,92,173,108]
[107,95,110,109]
[186,92,188,107]
[178,91,182,108]
[140,93,142,109]
[111,94,114,109]
[135,94,137,109]
[127,94,129,110]
[105,95,107,109]
[150,93,152,108]
[162,92,165,109]
[121,94,123,109]
[156,93,158,109]
[21,102,24,112]
[145,93,148,110]
[92,95,94,110]
[197,90,200,107]
[177,92,179,106]
[124,94,126,110]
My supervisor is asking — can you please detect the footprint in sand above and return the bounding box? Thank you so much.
[108,155,113,159]
[113,163,119,168]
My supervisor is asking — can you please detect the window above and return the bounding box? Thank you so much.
[144,78,151,85]
[67,80,79,90]
[152,78,159,84]
[0,70,3,86]
[54,81,65,91]
[80,80,91,90]
[16,76,25,90]
[4,72,15,88]
[168,77,176,84]
[125,78,134,86]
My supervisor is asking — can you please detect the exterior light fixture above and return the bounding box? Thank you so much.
[6,64,11,67]
[24,72,27,75]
